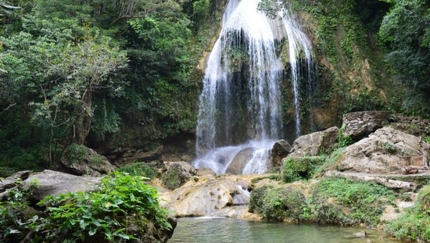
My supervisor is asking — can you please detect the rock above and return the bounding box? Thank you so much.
[160,174,265,218]
[23,170,101,201]
[196,168,217,177]
[111,145,164,165]
[354,231,367,238]
[289,126,338,157]
[342,111,392,140]
[270,140,292,170]
[323,171,418,191]
[226,147,256,174]
[0,170,30,192]
[336,127,428,174]
[161,161,196,190]
[61,146,115,176]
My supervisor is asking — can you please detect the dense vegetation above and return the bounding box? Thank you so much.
[0,0,219,176]
[0,172,172,242]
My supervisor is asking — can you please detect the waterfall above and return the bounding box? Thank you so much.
[193,0,314,175]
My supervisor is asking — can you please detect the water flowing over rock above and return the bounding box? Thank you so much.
[193,0,315,174]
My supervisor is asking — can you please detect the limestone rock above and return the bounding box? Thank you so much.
[61,146,115,176]
[160,174,262,218]
[226,147,256,174]
[23,170,101,201]
[270,140,292,170]
[342,111,392,140]
[337,127,428,174]
[289,126,338,157]
[161,161,196,190]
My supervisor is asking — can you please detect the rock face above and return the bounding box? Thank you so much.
[288,126,338,157]
[61,146,116,176]
[342,111,392,140]
[336,127,430,174]
[23,170,101,201]
[161,161,196,190]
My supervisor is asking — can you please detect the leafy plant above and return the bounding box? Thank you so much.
[33,172,171,243]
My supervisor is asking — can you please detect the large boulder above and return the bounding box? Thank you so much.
[342,111,392,140]
[288,126,338,157]
[61,145,115,176]
[23,170,101,201]
[336,127,430,174]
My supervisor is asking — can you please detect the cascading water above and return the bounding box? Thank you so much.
[193,0,315,175]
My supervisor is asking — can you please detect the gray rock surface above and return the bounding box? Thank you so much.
[342,111,391,139]
[337,127,429,174]
[23,170,101,201]
[288,126,338,157]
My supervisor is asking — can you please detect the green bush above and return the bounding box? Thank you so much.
[32,172,171,243]
[249,185,307,222]
[311,178,395,226]
[385,186,430,242]
[282,156,326,183]
[118,162,157,179]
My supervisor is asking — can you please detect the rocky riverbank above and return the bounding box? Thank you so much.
[158,111,430,242]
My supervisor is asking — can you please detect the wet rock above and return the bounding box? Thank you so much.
[355,231,367,238]
[226,147,256,174]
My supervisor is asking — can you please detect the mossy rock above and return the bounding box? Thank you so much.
[418,185,430,212]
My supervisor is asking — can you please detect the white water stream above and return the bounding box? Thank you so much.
[193,0,314,174]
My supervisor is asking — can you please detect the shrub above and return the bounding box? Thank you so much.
[311,178,395,226]
[282,156,326,183]
[118,162,157,178]
[249,185,306,222]
[385,186,430,242]
[32,172,171,243]
[0,179,39,242]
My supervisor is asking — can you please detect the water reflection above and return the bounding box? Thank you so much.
[170,218,402,243]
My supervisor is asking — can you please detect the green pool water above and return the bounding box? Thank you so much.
[170,218,403,243]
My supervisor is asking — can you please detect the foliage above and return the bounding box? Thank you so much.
[282,156,326,183]
[32,172,171,243]
[385,186,430,242]
[314,147,345,177]
[337,124,353,148]
[249,185,307,222]
[0,178,39,242]
[117,162,157,179]
[311,178,395,226]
